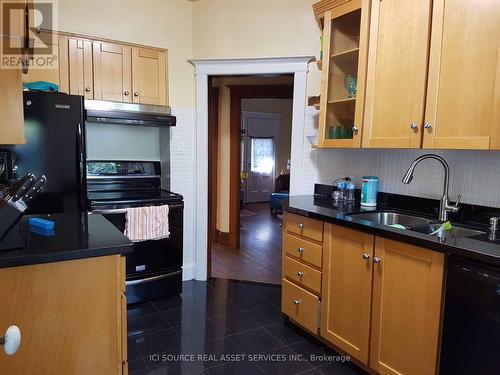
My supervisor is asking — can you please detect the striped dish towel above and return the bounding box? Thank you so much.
[124,205,170,242]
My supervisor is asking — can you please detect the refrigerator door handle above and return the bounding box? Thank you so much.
[77,122,87,210]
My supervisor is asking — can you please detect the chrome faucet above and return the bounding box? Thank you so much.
[402,154,461,222]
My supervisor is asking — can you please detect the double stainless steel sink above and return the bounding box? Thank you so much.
[347,211,485,239]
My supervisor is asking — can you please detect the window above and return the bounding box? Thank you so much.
[250,137,274,174]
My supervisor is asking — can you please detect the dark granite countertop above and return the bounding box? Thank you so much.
[0,212,133,269]
[286,195,500,266]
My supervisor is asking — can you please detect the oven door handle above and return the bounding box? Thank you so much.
[126,271,181,286]
[91,208,128,215]
[90,204,183,216]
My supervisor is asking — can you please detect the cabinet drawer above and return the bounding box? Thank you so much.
[285,213,323,242]
[283,233,323,268]
[284,256,322,295]
[282,279,320,334]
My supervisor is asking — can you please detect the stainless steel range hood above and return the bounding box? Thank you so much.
[85,100,176,127]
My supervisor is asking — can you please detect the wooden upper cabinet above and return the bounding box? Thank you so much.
[68,37,93,99]
[362,0,432,148]
[132,47,167,105]
[93,42,132,102]
[370,238,444,375]
[22,30,60,86]
[0,69,25,144]
[320,224,374,365]
[423,0,500,150]
[317,0,370,148]
[0,0,27,42]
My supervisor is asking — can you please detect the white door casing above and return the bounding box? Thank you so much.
[189,56,314,281]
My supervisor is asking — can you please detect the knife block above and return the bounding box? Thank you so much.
[0,200,25,240]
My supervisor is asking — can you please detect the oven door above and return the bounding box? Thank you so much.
[93,203,183,303]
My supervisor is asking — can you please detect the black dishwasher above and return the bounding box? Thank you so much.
[440,257,500,374]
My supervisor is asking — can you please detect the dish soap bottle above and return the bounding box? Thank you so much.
[346,178,356,202]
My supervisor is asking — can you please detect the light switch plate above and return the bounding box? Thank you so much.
[176,140,185,155]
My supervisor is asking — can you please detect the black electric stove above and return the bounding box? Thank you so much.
[87,160,183,304]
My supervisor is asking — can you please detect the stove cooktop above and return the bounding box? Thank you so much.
[88,189,183,209]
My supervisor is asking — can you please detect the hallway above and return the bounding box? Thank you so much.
[211,203,282,284]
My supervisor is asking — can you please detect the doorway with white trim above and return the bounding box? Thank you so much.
[189,57,314,282]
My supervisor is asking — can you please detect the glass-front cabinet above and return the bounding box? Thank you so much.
[317,0,370,148]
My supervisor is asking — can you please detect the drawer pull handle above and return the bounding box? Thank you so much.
[293,299,301,305]
[297,271,304,277]
[298,223,305,229]
[373,257,381,264]
[362,253,370,260]
[297,247,305,253]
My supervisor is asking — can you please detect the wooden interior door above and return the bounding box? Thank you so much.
[370,238,444,375]
[320,224,374,365]
[93,42,131,102]
[131,47,167,105]
[423,0,500,150]
[362,0,432,148]
[243,112,279,203]
[0,256,123,374]
[68,38,93,99]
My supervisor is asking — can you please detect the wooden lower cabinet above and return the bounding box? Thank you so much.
[282,213,446,375]
[282,279,320,334]
[283,256,322,294]
[370,238,444,375]
[0,255,128,374]
[284,212,324,242]
[320,224,374,365]
[283,233,323,269]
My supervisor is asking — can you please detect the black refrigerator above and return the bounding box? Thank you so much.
[12,91,87,214]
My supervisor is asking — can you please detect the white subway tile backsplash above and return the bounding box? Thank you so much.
[170,107,196,280]
[315,148,500,208]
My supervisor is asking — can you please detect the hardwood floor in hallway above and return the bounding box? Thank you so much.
[211,202,282,284]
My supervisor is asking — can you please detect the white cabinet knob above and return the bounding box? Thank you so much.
[1,325,21,355]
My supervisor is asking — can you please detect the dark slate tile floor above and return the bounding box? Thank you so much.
[127,278,367,375]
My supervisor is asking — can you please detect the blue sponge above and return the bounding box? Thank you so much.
[29,217,55,230]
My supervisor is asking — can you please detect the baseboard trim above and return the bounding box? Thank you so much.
[215,230,238,248]
[182,263,195,281]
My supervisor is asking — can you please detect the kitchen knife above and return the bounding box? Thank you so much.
[20,175,47,205]
[6,173,36,202]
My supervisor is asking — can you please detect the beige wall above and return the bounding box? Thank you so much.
[58,0,194,108]
[213,76,293,232]
[241,98,293,176]
[192,0,322,97]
